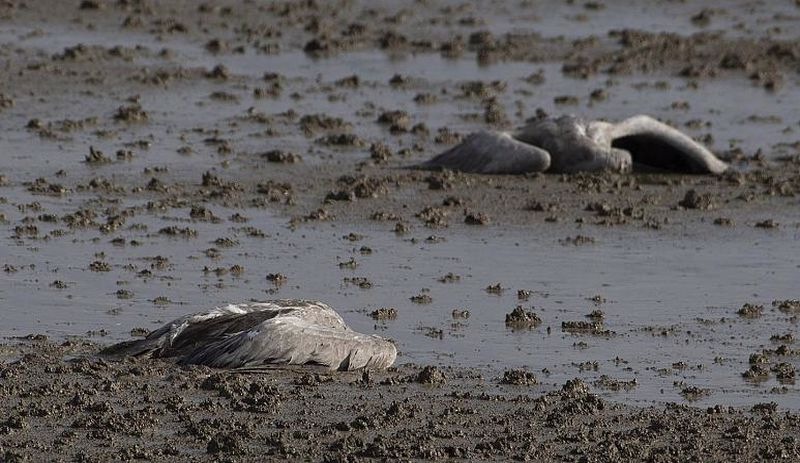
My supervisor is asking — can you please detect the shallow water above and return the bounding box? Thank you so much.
[2,183,799,407]
[2,4,800,409]
[2,21,799,183]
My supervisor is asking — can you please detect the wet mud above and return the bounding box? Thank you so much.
[2,0,800,460]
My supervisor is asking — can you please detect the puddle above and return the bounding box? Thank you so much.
[1,185,799,408]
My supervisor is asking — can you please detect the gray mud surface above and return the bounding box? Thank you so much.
[2,0,800,461]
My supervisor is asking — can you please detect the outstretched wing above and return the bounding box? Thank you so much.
[101,300,335,360]
[100,303,267,359]
[610,115,728,174]
[182,315,397,371]
[419,130,551,174]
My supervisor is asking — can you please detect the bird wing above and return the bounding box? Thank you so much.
[609,115,728,174]
[101,300,341,360]
[419,130,551,174]
[181,315,397,371]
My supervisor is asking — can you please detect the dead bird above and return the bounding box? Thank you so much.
[103,300,397,370]
[418,114,728,175]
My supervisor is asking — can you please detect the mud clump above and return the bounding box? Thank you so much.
[485,283,504,295]
[266,273,287,285]
[316,133,367,148]
[89,260,111,272]
[84,146,112,164]
[737,303,764,319]
[377,110,411,133]
[207,432,244,455]
[500,369,538,385]
[370,307,398,320]
[425,174,453,191]
[772,363,796,382]
[464,212,490,225]
[189,206,220,222]
[416,206,449,228]
[438,272,460,283]
[416,366,446,385]
[27,178,69,196]
[755,219,779,229]
[262,150,301,163]
[680,385,711,401]
[679,189,714,210]
[562,320,614,336]
[113,104,148,123]
[344,276,371,289]
[205,64,229,79]
[369,142,392,162]
[560,235,596,246]
[483,98,509,126]
[300,114,351,135]
[505,306,542,330]
[158,226,198,238]
[743,364,770,381]
[773,299,800,313]
[0,93,14,109]
[586,310,605,321]
[410,293,433,304]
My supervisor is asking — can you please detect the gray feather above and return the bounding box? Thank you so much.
[419,130,551,174]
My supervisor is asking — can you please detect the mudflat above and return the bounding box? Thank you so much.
[1,0,799,461]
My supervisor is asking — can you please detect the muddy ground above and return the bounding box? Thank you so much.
[3,339,800,462]
[1,0,800,461]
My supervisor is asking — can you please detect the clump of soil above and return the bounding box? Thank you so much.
[416,366,446,385]
[500,369,538,385]
[438,272,460,283]
[755,219,779,229]
[464,212,490,225]
[113,104,148,122]
[679,189,714,209]
[505,306,542,329]
[266,273,287,284]
[773,300,800,313]
[410,293,433,304]
[84,146,112,164]
[262,150,302,163]
[485,283,504,294]
[586,310,605,321]
[560,235,596,246]
[370,307,398,320]
[737,303,764,319]
[562,320,614,336]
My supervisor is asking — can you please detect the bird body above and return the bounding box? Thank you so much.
[103,300,397,371]
[420,115,728,175]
